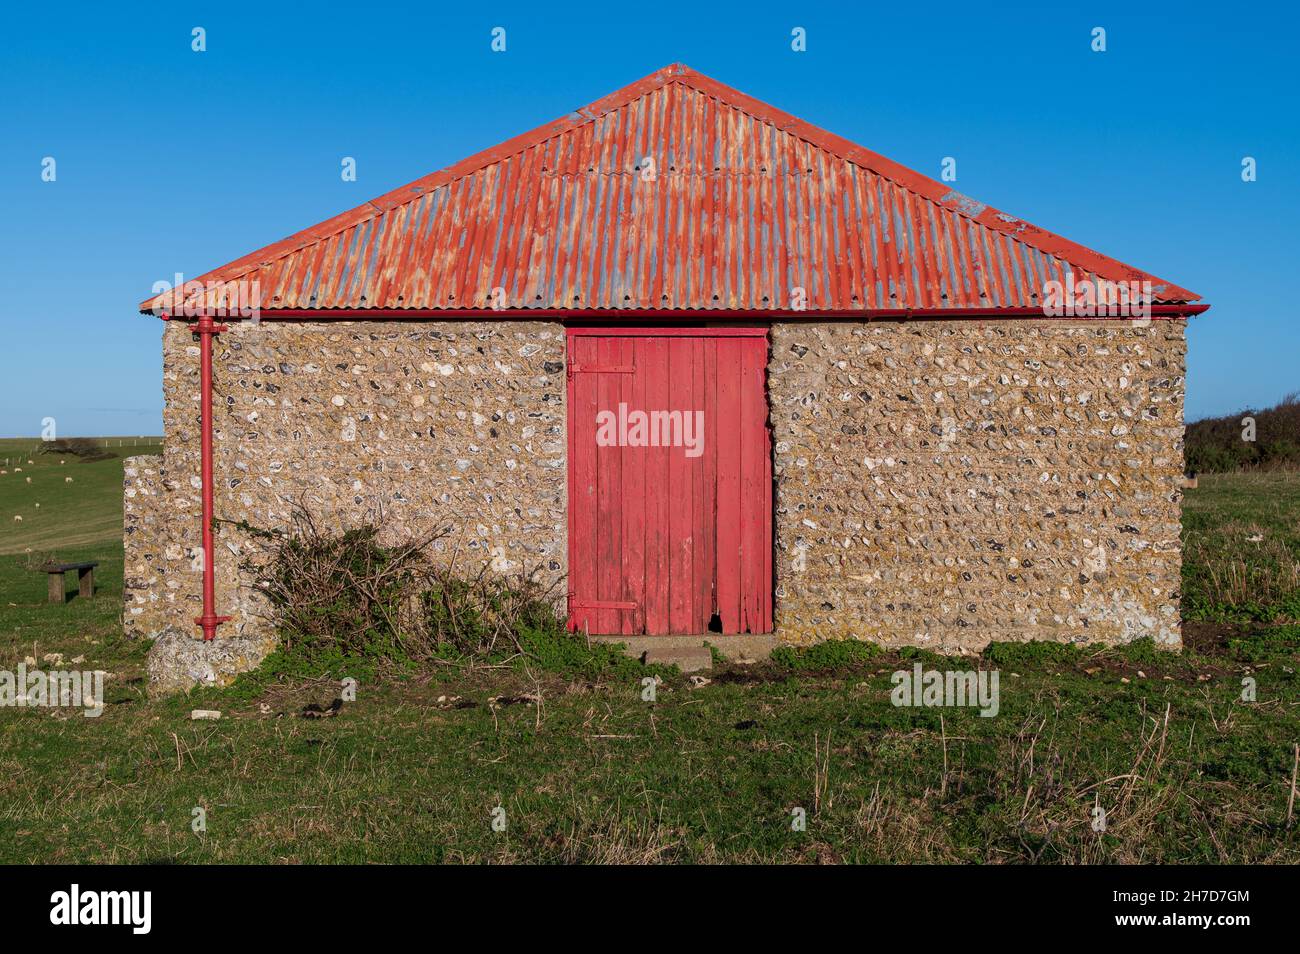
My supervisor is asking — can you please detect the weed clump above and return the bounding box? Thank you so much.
[982,640,1083,668]
[771,638,882,671]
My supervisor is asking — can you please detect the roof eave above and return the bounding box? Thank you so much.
[146,303,1211,320]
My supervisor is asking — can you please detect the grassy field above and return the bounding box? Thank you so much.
[0,445,1297,863]
[0,437,161,555]
[1183,471,1300,623]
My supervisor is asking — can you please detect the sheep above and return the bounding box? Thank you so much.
[12,515,21,522]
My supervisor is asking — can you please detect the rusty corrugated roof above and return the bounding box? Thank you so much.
[140,63,1199,315]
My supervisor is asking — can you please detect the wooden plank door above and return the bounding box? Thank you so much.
[567,329,771,636]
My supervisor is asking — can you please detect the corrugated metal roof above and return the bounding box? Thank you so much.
[141,63,1199,315]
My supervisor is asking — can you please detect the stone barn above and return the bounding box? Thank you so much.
[126,64,1205,690]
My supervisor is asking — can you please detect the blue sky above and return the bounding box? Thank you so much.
[1,0,1294,435]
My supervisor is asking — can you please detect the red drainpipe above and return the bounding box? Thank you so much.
[162,311,230,640]
[194,313,231,640]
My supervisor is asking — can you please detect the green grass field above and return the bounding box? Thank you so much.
[0,437,161,555]
[1,443,1297,863]
[1183,471,1300,623]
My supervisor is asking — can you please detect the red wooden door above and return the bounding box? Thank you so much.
[567,329,772,636]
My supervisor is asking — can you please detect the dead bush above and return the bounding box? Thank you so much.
[238,507,564,664]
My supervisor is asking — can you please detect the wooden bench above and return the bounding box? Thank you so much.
[39,561,98,603]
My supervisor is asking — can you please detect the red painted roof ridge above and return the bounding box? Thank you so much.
[140,63,1199,312]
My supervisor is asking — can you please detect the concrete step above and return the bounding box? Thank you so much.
[643,646,713,672]
[590,633,776,663]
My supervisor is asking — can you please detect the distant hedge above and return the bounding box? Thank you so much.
[1185,392,1300,473]
[37,437,117,463]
